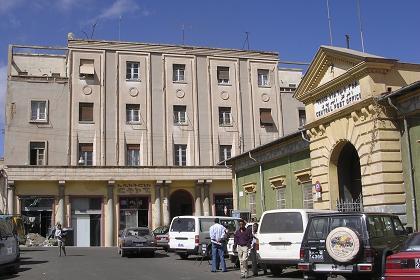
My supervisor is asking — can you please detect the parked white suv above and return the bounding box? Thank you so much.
[257,209,335,276]
[0,217,20,275]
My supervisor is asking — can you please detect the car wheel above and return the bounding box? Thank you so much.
[179,252,189,259]
[121,249,127,257]
[270,265,283,276]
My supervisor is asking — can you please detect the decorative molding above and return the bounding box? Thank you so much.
[261,93,270,102]
[294,168,312,184]
[220,91,229,100]
[176,89,185,99]
[82,85,92,95]
[243,183,256,194]
[129,87,139,97]
[269,175,286,189]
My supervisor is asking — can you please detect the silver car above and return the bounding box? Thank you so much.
[0,217,20,274]
[118,227,157,257]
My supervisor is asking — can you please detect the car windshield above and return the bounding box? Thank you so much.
[220,219,239,233]
[153,226,168,235]
[170,218,195,232]
[402,234,420,251]
[126,228,150,237]
[259,212,303,234]
[330,216,364,237]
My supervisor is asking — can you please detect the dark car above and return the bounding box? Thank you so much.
[384,232,420,280]
[0,217,20,275]
[118,227,157,257]
[153,226,169,252]
[298,212,409,280]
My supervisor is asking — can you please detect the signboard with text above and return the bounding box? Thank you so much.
[314,81,361,118]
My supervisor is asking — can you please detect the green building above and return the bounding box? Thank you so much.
[223,132,311,219]
[380,81,420,230]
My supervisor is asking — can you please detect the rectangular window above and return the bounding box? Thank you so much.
[260,108,274,126]
[30,101,47,122]
[173,64,185,82]
[219,145,232,162]
[299,109,306,127]
[79,143,93,166]
[276,188,286,209]
[126,144,140,166]
[303,183,313,209]
[126,62,140,80]
[79,103,94,123]
[257,69,270,87]
[217,66,230,84]
[249,193,256,218]
[173,105,187,125]
[219,107,232,126]
[29,142,46,165]
[79,59,94,79]
[174,144,187,166]
[126,104,140,123]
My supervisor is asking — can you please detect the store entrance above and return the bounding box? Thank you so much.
[119,196,149,231]
[71,197,102,247]
[20,197,54,237]
[214,194,233,216]
[170,190,193,219]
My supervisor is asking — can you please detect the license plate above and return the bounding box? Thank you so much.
[309,250,324,261]
[315,264,353,272]
[178,243,184,247]
[415,258,420,269]
[135,243,144,247]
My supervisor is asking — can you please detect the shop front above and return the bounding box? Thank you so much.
[20,196,54,237]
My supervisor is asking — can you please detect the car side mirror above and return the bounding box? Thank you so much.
[406,226,414,234]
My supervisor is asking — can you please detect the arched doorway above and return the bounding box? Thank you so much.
[170,190,193,219]
[337,142,362,201]
[329,141,362,205]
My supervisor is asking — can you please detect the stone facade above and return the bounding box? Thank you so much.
[294,46,420,222]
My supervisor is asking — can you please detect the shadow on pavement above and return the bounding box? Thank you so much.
[264,270,303,278]
[20,248,48,252]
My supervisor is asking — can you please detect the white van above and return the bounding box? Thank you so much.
[168,216,241,259]
[257,209,335,276]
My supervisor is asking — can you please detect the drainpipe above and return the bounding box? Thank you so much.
[248,152,265,213]
[388,97,417,230]
[300,129,310,143]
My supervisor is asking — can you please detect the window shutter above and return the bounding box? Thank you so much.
[260,109,274,125]
[80,103,93,121]
[80,59,95,75]
[80,144,93,152]
[127,144,140,150]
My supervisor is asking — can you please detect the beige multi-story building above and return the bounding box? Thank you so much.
[3,37,303,246]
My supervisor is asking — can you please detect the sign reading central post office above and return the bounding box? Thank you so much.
[314,81,361,118]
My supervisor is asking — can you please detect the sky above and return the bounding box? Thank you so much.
[0,0,419,157]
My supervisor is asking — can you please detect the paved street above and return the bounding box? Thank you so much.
[2,247,308,280]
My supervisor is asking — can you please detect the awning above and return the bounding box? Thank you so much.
[260,109,274,125]
[79,61,94,75]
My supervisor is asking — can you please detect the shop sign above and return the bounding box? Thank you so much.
[117,183,152,194]
[314,81,361,118]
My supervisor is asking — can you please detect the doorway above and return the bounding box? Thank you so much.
[20,197,54,237]
[170,190,193,219]
[71,197,102,247]
[119,196,149,231]
[336,142,362,201]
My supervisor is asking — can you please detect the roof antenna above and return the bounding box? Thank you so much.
[345,34,350,49]
[242,32,250,50]
[326,0,333,46]
[181,24,192,45]
[356,0,366,52]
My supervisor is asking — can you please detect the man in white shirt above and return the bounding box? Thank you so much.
[209,218,227,272]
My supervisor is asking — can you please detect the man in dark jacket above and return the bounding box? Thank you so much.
[233,220,253,278]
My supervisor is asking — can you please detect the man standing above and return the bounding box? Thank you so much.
[209,218,227,272]
[234,220,253,278]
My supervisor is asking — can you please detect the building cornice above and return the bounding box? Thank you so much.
[4,166,232,181]
[68,39,278,61]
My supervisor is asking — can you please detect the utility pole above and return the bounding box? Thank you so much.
[326,0,333,46]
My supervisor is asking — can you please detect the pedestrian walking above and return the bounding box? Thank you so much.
[250,223,266,276]
[209,218,227,273]
[233,220,253,278]
[55,223,67,257]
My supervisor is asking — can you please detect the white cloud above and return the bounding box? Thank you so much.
[98,0,140,20]
[0,0,23,14]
